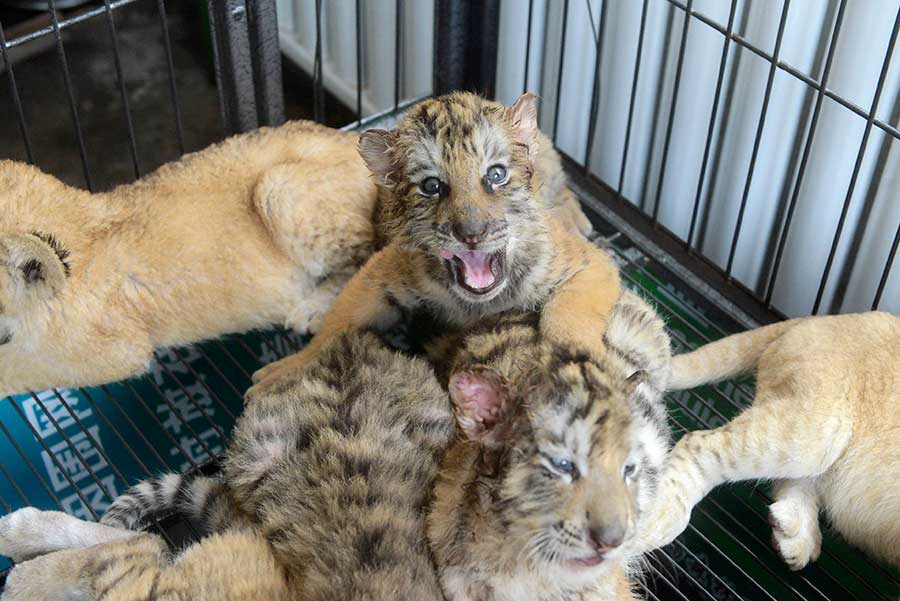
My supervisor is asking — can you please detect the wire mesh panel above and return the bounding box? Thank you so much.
[495,0,900,323]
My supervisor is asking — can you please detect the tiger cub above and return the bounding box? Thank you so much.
[251,91,620,391]
[633,311,900,570]
[426,291,672,601]
[0,330,454,601]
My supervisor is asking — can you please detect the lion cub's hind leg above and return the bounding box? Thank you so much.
[769,478,823,571]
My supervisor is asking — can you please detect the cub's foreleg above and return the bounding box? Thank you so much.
[540,224,621,356]
[628,392,850,557]
[249,242,410,393]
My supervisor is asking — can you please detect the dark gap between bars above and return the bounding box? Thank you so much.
[101,0,141,179]
[0,21,34,163]
[155,0,185,154]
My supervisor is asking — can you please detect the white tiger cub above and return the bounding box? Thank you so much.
[632,311,900,571]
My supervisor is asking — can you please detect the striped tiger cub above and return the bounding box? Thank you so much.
[0,330,453,601]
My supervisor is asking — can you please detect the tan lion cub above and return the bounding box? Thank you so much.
[632,311,900,570]
[0,121,376,396]
[252,92,619,389]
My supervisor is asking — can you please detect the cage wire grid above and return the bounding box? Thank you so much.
[0,1,898,600]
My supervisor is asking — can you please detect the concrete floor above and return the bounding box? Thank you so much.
[0,0,353,191]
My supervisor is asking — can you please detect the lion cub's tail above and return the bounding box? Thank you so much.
[668,319,800,390]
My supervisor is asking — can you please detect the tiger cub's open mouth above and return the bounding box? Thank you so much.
[439,249,507,296]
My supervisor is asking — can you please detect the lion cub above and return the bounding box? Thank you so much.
[0,121,375,396]
[634,312,900,570]
[427,291,672,600]
[251,92,619,390]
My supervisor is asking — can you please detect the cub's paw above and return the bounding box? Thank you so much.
[769,498,822,571]
[0,507,56,562]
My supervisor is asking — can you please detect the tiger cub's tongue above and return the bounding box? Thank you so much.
[442,249,496,289]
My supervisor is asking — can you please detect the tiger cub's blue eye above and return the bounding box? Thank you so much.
[487,164,508,184]
[551,457,575,474]
[420,177,441,195]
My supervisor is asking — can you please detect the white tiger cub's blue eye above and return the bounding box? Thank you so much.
[551,457,575,474]
[421,177,441,195]
[486,164,508,184]
[623,463,637,480]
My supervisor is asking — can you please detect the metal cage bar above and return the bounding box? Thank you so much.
[551,0,570,145]
[101,0,141,178]
[811,4,900,314]
[725,0,791,278]
[0,21,33,163]
[765,0,848,308]
[650,0,692,224]
[47,0,94,190]
[686,0,739,251]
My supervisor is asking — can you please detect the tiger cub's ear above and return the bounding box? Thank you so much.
[506,93,539,154]
[449,366,514,447]
[358,129,399,186]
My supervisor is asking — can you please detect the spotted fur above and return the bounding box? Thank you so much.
[427,291,672,601]
[251,92,618,392]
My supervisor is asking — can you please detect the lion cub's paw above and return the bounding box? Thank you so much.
[0,507,56,563]
[769,498,822,571]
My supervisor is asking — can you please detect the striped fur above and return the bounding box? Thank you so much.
[427,291,672,601]
[632,311,900,571]
[1,331,454,601]
[250,92,620,396]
